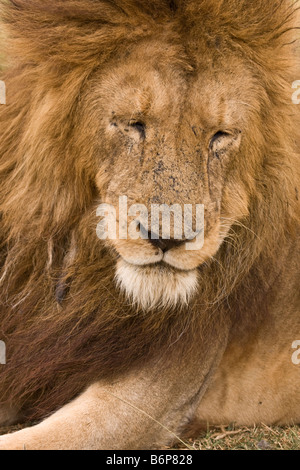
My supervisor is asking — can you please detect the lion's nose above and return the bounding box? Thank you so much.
[138,223,186,253]
[149,237,186,253]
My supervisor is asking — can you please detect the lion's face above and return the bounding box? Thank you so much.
[85,39,259,310]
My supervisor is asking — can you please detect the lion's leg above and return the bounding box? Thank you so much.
[0,346,226,450]
[0,378,203,450]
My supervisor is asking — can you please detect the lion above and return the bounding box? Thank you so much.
[0,0,299,450]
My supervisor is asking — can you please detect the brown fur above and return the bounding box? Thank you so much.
[0,0,299,429]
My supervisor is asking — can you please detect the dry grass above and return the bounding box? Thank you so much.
[1,423,300,450]
[170,424,300,451]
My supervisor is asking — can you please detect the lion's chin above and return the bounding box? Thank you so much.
[115,259,199,311]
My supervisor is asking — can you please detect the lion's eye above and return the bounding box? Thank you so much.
[210,131,230,147]
[209,129,242,156]
[129,121,146,139]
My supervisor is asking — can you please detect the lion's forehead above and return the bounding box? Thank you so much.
[89,42,257,134]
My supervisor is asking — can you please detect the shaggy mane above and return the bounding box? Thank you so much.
[0,0,299,421]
